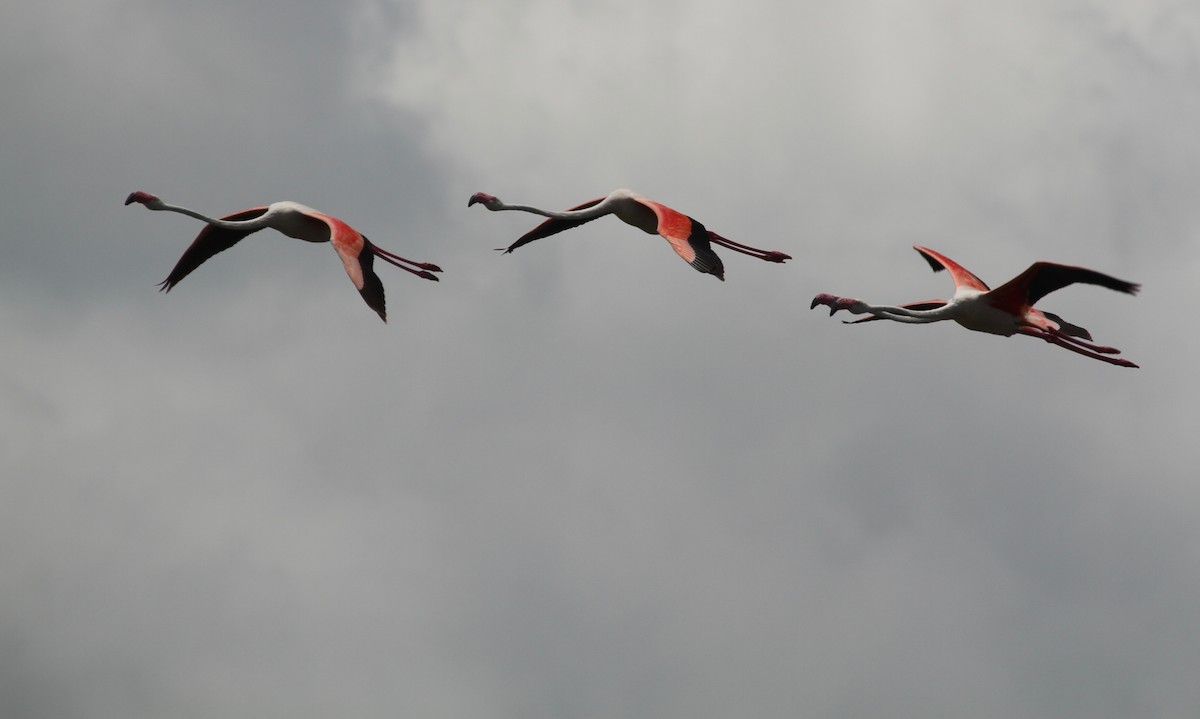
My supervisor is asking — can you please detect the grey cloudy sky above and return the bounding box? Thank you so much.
[3,1,1199,717]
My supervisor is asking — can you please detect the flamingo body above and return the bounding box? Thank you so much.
[468,188,790,280]
[811,246,1139,367]
[125,191,441,322]
[945,291,1026,335]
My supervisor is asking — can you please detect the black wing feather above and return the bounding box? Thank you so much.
[158,207,269,292]
[356,240,388,322]
[1017,263,1140,306]
[685,226,724,280]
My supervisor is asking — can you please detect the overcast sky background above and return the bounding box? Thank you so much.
[3,1,1199,717]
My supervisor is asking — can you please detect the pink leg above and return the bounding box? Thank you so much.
[1042,326,1122,354]
[372,246,442,281]
[707,232,791,263]
[1018,328,1138,368]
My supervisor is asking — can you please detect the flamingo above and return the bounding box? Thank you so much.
[810,246,1140,368]
[467,189,791,280]
[124,191,441,322]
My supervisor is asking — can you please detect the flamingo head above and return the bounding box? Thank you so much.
[810,293,862,316]
[124,191,162,208]
[468,192,502,209]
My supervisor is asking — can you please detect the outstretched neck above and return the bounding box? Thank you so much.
[492,202,560,218]
[863,303,954,323]
[144,199,271,231]
[492,201,608,221]
[148,201,225,225]
[472,191,618,222]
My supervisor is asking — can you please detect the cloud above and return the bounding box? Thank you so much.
[3,0,1200,718]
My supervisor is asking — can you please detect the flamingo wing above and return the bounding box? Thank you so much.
[913,246,990,292]
[987,262,1140,312]
[353,239,388,322]
[501,197,607,253]
[636,198,725,279]
[159,207,269,292]
[843,300,947,324]
[312,213,390,322]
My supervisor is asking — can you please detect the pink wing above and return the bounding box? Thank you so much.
[314,212,389,321]
[913,246,990,292]
[634,198,725,279]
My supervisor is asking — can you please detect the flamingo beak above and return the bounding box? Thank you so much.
[124,191,157,206]
[810,293,839,314]
[468,192,497,208]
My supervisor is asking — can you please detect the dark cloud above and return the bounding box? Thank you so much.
[2,1,1199,718]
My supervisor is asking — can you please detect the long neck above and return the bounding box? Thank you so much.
[151,201,269,231]
[492,198,612,221]
[856,303,954,324]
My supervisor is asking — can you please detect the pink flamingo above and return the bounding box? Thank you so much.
[468,189,790,280]
[125,191,441,322]
[810,246,1140,367]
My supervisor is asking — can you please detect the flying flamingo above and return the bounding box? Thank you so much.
[810,246,1140,367]
[124,191,441,322]
[467,188,791,280]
